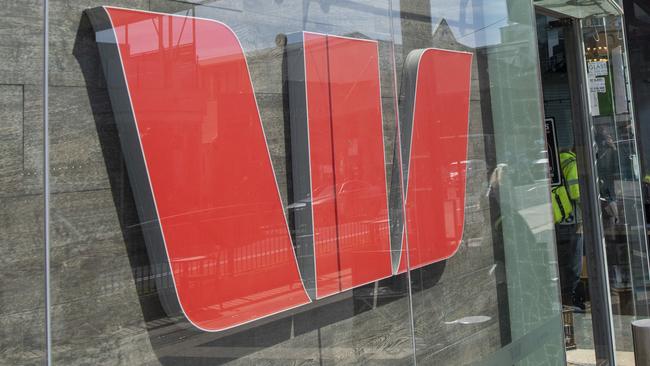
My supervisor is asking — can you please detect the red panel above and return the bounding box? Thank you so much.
[303,33,340,298]
[302,33,392,296]
[326,36,393,290]
[106,7,309,331]
[398,49,473,272]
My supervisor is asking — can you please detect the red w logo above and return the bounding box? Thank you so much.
[87,6,472,332]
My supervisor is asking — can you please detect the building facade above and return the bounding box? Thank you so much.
[1,0,648,365]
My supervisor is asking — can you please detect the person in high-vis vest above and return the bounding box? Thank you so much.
[552,148,585,311]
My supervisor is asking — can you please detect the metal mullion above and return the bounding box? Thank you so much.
[568,17,617,365]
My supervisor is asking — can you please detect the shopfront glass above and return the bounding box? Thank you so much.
[1,0,569,365]
[394,1,564,365]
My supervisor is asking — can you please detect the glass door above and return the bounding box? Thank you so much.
[536,12,605,365]
[536,2,650,365]
[579,13,650,363]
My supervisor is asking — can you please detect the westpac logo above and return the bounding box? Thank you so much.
[88,6,472,332]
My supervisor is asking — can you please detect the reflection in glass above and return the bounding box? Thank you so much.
[395,0,564,365]
[581,13,650,359]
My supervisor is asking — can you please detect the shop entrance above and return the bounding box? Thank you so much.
[535,5,650,366]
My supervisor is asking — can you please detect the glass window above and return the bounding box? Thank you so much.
[394,1,564,365]
[49,1,415,364]
[0,0,571,365]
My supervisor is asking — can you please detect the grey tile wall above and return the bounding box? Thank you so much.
[0,194,46,366]
[0,1,45,365]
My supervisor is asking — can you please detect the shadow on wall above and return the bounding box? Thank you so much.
[72,12,446,365]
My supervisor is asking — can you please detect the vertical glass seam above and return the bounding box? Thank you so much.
[528,5,567,363]
[43,0,51,365]
[387,1,418,364]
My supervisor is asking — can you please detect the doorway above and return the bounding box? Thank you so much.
[536,6,650,366]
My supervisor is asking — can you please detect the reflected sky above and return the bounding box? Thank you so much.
[164,0,514,49]
[429,0,508,48]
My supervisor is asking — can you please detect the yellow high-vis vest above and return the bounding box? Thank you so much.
[551,151,579,223]
[560,151,580,201]
[552,185,573,223]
